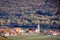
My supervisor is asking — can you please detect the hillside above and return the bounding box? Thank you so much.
[0,0,59,15]
[0,0,60,28]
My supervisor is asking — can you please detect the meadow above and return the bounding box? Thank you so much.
[6,34,60,40]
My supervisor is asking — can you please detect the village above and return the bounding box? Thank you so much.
[0,0,60,40]
[0,24,60,36]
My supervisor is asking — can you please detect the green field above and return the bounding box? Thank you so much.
[6,34,60,40]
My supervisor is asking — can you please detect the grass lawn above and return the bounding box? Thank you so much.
[6,34,60,40]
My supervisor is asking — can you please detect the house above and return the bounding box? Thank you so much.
[4,32,10,36]
[0,29,9,36]
[12,28,25,34]
[53,32,58,35]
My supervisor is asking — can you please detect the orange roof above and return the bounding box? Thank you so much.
[49,30,54,32]
[12,28,21,31]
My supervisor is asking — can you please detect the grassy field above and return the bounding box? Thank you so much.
[6,34,60,40]
[0,34,60,40]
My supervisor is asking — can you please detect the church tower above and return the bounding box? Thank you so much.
[36,24,40,33]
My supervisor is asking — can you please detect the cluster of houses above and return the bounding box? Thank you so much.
[0,24,40,36]
[0,24,60,36]
[0,28,25,36]
[0,28,41,36]
[43,30,60,35]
